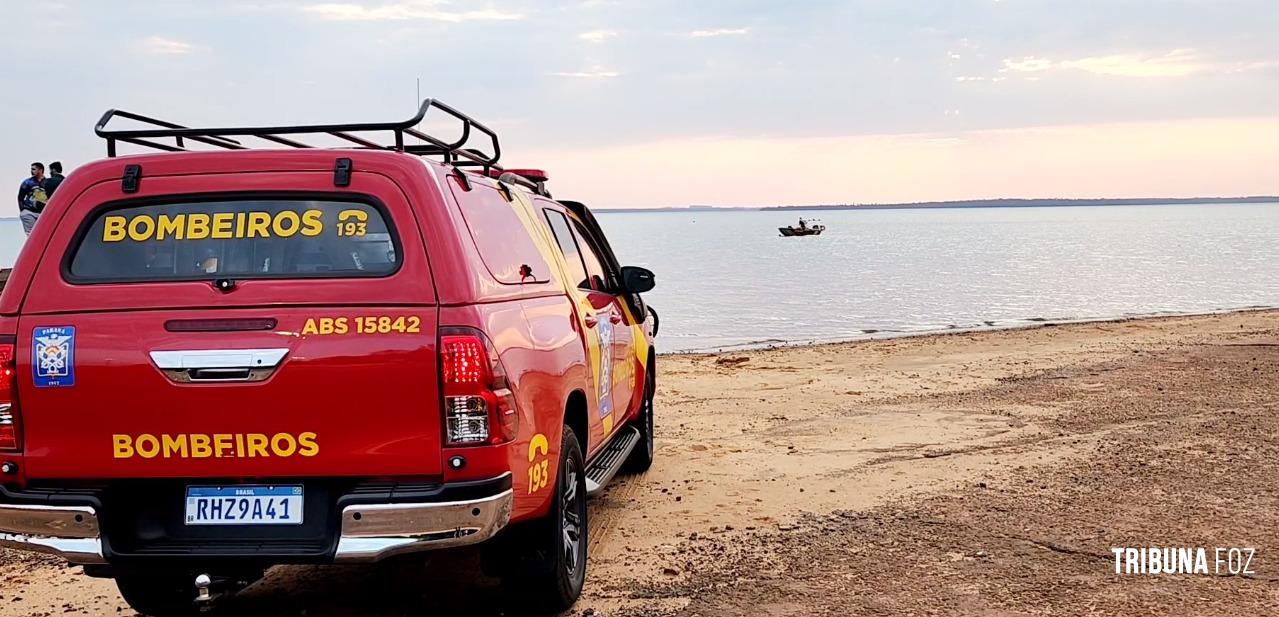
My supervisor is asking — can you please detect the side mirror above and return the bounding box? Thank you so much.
[620,266,655,294]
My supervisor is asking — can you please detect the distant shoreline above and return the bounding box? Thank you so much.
[596,196,1279,213]
[4,198,1275,220]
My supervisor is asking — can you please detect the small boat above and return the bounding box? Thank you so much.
[779,218,825,236]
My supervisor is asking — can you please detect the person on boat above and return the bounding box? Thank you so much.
[797,218,807,230]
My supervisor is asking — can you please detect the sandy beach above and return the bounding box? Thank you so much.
[3,309,1277,616]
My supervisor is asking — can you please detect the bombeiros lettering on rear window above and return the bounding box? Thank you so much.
[69,200,396,283]
[113,432,319,460]
[101,210,327,242]
[98,208,372,243]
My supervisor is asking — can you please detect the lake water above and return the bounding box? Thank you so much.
[3,203,1277,353]
[597,203,1279,352]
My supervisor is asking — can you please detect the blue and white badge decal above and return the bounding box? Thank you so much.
[33,326,75,388]
[596,314,614,418]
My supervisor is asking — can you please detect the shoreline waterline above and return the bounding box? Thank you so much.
[660,305,1279,355]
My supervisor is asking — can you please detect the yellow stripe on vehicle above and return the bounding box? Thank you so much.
[508,187,606,404]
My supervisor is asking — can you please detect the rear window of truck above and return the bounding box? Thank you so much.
[67,198,398,283]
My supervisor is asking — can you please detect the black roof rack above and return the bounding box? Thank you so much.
[95,98,506,173]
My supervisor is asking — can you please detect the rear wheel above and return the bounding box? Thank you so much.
[115,575,199,617]
[500,424,588,613]
[624,365,655,473]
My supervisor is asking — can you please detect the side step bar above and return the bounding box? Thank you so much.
[584,426,640,497]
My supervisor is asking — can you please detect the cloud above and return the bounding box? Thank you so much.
[1003,56,1054,73]
[301,1,523,22]
[1001,49,1275,78]
[550,69,620,78]
[579,30,618,42]
[1228,60,1279,74]
[136,36,199,55]
[688,28,749,38]
[1060,49,1208,77]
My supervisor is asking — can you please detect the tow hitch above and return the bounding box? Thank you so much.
[194,574,213,605]
[190,571,258,611]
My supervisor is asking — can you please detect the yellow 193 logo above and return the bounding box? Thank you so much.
[527,433,550,494]
[336,209,369,237]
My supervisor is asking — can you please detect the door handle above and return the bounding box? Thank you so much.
[583,316,598,328]
[609,313,623,324]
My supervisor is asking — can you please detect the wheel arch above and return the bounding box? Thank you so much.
[563,389,589,452]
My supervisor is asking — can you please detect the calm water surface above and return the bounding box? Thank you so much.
[598,204,1279,351]
[2,203,1277,352]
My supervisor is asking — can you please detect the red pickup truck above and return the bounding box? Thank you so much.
[0,101,657,615]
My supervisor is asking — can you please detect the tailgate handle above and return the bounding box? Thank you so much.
[151,348,288,384]
[150,348,289,370]
[188,367,253,381]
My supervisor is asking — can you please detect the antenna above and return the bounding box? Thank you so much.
[416,77,421,145]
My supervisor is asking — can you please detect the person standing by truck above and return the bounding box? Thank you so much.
[44,161,66,198]
[17,161,48,235]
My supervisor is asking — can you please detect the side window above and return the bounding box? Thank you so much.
[452,181,551,285]
[571,220,611,293]
[544,210,589,290]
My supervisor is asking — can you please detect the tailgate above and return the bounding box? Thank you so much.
[15,170,443,479]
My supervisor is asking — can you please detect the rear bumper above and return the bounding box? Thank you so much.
[0,503,107,564]
[333,489,512,562]
[0,477,513,565]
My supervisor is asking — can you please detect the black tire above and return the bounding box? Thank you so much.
[500,424,588,613]
[624,364,655,473]
[115,575,200,617]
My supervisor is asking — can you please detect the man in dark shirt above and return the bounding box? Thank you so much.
[17,162,46,235]
[44,161,65,198]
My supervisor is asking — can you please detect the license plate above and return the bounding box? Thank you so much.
[184,486,304,526]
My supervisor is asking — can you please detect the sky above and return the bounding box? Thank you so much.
[2,0,1277,208]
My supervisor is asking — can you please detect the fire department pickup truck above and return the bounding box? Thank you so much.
[0,100,657,615]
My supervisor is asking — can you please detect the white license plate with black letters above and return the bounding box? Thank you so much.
[185,486,304,526]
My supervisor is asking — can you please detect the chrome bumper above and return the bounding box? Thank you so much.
[0,503,107,564]
[0,489,513,565]
[334,489,513,562]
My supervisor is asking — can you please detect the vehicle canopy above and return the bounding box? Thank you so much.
[0,100,599,481]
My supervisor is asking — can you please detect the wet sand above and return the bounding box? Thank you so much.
[3,309,1278,616]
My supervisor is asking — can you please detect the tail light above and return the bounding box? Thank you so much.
[0,341,19,451]
[440,327,518,446]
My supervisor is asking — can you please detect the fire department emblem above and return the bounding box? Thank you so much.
[33,326,76,387]
[596,314,613,418]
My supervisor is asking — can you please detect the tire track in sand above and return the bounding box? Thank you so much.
[589,469,647,558]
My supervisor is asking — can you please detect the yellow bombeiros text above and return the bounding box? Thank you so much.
[112,432,319,459]
[101,210,325,242]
